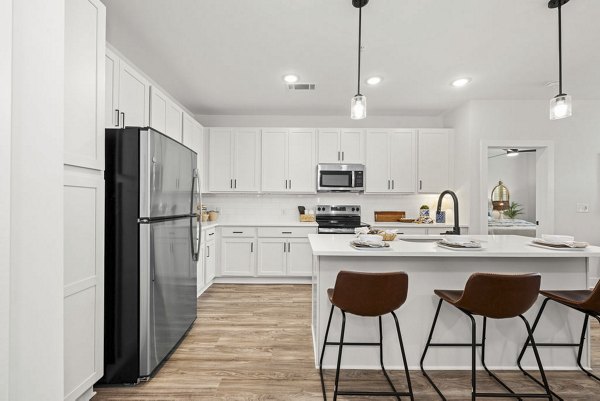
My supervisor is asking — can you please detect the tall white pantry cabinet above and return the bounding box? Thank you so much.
[64,0,106,400]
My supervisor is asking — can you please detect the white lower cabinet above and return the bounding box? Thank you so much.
[257,239,287,276]
[205,240,216,283]
[197,244,205,295]
[286,238,313,276]
[256,227,316,277]
[221,237,256,276]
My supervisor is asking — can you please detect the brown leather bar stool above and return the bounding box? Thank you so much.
[319,271,414,401]
[517,280,600,400]
[420,273,552,400]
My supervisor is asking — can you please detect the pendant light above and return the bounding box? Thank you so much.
[350,0,368,120]
[549,0,572,120]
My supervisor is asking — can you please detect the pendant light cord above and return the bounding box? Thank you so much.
[357,5,362,95]
[558,0,563,95]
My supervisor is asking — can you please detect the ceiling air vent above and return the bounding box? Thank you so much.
[287,83,316,91]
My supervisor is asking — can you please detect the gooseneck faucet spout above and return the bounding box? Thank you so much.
[436,190,460,235]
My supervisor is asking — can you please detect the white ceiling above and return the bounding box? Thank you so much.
[101,0,600,117]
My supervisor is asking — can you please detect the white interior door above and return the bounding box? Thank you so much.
[317,129,340,163]
[257,239,287,276]
[340,129,364,164]
[233,129,260,192]
[208,129,233,192]
[261,129,288,192]
[389,130,416,193]
[365,130,391,193]
[287,129,315,193]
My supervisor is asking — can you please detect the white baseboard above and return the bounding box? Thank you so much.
[213,276,311,284]
[316,364,590,371]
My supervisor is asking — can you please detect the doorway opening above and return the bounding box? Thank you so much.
[479,141,555,237]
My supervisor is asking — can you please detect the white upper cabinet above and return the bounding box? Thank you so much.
[366,129,416,193]
[118,59,149,128]
[150,86,183,142]
[104,48,119,129]
[317,129,364,164]
[208,128,260,192]
[64,0,105,170]
[261,128,315,193]
[417,129,454,193]
[182,112,203,180]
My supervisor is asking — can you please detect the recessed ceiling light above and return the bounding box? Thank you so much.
[366,76,382,86]
[283,74,299,84]
[451,77,472,88]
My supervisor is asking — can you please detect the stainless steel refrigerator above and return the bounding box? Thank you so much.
[101,127,200,384]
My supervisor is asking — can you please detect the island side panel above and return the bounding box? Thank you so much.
[314,256,588,370]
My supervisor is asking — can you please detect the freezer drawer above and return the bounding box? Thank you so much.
[139,217,197,377]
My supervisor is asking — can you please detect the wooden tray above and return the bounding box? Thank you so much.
[299,214,316,222]
[374,211,406,222]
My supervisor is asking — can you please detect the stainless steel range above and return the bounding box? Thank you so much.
[316,205,368,234]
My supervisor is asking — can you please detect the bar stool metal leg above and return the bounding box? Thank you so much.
[332,310,346,401]
[378,315,401,401]
[392,311,415,401]
[420,299,447,400]
[519,315,553,400]
[320,304,335,401]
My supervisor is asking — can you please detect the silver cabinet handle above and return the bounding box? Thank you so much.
[392,180,394,190]
[250,242,253,252]
[208,232,215,236]
[338,151,340,161]
[387,180,390,190]
[289,180,291,189]
[285,180,288,189]
[342,151,344,161]
[115,109,120,127]
[234,179,237,189]
[233,231,244,234]
[282,231,292,234]
[283,242,286,253]
[207,245,210,258]
[287,243,291,252]
[419,180,423,190]
[121,112,125,128]
[230,179,233,189]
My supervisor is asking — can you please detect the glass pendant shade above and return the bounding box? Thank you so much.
[549,94,572,120]
[351,94,366,120]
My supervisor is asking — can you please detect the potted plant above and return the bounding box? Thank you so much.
[419,204,430,218]
[504,202,524,219]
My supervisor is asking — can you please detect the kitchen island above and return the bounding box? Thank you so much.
[309,234,600,370]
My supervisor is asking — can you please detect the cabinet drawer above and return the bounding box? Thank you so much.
[257,226,317,238]
[220,226,257,237]
[203,227,216,242]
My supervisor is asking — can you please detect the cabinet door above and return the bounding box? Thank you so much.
[183,114,204,191]
[288,129,315,193]
[205,240,216,283]
[149,86,167,135]
[340,129,364,164]
[257,239,287,276]
[208,128,233,192]
[261,129,288,192]
[118,60,149,127]
[418,130,452,193]
[286,238,313,276]
[220,238,255,276]
[165,100,183,142]
[233,128,260,192]
[317,129,340,163]
[389,130,416,193]
[105,48,119,128]
[365,130,391,193]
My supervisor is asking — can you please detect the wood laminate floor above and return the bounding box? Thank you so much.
[93,284,600,400]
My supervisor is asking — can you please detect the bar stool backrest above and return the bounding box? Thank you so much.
[581,279,600,314]
[457,273,541,319]
[331,271,409,317]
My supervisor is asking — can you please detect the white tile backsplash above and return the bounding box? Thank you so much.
[201,193,462,224]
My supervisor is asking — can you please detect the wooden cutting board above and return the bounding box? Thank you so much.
[374,211,406,222]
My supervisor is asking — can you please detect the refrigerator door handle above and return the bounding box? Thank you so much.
[191,169,201,261]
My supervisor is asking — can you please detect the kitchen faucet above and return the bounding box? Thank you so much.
[436,190,460,235]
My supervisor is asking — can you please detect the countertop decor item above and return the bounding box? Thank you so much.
[419,205,430,218]
[374,211,406,222]
[300,214,316,222]
[208,211,219,221]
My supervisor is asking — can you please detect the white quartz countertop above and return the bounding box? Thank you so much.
[200,221,318,229]
[364,221,468,228]
[308,234,600,258]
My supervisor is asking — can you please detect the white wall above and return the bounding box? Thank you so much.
[488,151,536,223]
[196,114,443,128]
[444,99,600,285]
[0,0,11,398]
[9,1,65,400]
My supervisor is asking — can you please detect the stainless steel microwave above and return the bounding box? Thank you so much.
[317,164,365,193]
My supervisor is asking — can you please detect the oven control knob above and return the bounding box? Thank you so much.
[351,207,356,211]
[356,207,360,211]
